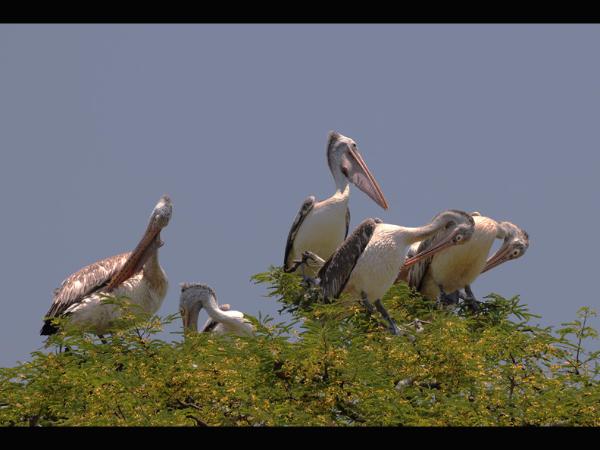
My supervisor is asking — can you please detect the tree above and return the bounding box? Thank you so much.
[1,268,598,426]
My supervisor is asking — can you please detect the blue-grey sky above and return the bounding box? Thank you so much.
[0,24,598,367]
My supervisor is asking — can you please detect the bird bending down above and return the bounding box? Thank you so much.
[317,210,475,335]
[179,283,255,337]
[40,195,172,339]
[397,212,529,310]
[283,131,388,277]
[480,221,529,276]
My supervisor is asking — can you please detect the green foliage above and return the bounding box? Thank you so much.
[1,270,599,426]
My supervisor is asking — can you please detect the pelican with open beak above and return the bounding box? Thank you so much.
[284,131,388,276]
[41,195,172,339]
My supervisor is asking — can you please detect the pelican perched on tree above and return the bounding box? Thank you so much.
[40,195,172,338]
[284,131,388,275]
[317,210,475,335]
[179,283,254,337]
[397,213,529,308]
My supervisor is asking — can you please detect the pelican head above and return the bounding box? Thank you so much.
[149,195,173,233]
[179,283,217,332]
[106,195,173,290]
[481,222,529,274]
[327,131,389,209]
[403,210,475,267]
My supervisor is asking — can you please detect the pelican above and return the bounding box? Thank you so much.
[40,195,172,338]
[283,131,388,275]
[480,221,529,275]
[317,210,475,335]
[179,283,254,337]
[398,213,529,308]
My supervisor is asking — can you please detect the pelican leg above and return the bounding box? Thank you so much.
[374,299,410,338]
[438,285,460,307]
[302,251,325,268]
[360,292,376,315]
[286,251,325,273]
[288,252,322,287]
[459,285,482,312]
[284,259,304,273]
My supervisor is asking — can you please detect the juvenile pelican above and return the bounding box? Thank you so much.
[40,195,172,338]
[179,284,254,337]
[284,131,388,275]
[317,210,475,335]
[398,213,529,308]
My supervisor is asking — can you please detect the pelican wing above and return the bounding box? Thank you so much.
[202,310,246,333]
[44,252,132,320]
[283,196,316,270]
[318,218,379,300]
[201,318,220,333]
[345,207,351,239]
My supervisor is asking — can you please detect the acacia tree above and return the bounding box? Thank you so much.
[1,268,598,426]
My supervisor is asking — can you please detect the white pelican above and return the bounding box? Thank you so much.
[284,131,388,275]
[179,283,254,337]
[40,195,172,338]
[317,210,475,335]
[398,213,529,308]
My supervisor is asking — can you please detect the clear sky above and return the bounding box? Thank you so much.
[0,24,598,367]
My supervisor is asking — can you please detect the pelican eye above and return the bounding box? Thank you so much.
[454,234,463,242]
[511,249,520,258]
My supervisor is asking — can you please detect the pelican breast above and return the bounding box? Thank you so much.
[291,192,349,264]
[427,215,498,294]
[345,224,407,301]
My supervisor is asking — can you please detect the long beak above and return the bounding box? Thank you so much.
[403,234,457,267]
[182,308,200,332]
[106,223,161,291]
[480,245,511,274]
[344,147,389,210]
[396,265,410,283]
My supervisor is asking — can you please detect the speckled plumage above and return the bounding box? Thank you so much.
[41,196,171,336]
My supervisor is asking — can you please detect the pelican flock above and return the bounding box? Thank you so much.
[41,195,172,339]
[283,131,388,275]
[39,130,529,343]
[397,212,529,309]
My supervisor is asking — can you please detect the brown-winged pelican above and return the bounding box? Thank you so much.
[284,131,388,275]
[40,195,172,338]
[398,213,528,308]
[317,210,475,335]
[179,284,254,337]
